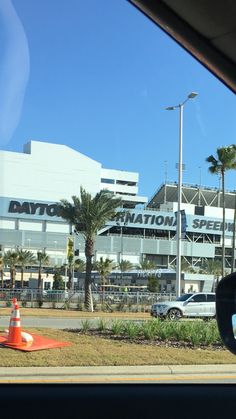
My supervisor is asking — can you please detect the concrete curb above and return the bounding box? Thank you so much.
[1,364,236,377]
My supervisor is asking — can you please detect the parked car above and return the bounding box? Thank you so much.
[150,292,216,320]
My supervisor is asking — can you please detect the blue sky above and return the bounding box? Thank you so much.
[0,0,235,199]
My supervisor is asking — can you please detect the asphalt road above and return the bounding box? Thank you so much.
[0,316,100,329]
[0,316,146,329]
[1,365,236,383]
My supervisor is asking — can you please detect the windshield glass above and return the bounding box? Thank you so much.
[0,0,235,384]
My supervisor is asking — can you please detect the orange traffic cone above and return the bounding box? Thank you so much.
[0,300,70,352]
[6,303,23,346]
[11,297,17,314]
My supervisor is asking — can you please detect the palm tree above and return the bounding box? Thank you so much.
[118,260,133,273]
[136,259,156,271]
[94,257,115,304]
[206,145,236,277]
[17,249,36,288]
[3,250,19,288]
[117,259,133,282]
[179,257,196,274]
[52,267,65,290]
[201,259,222,291]
[37,249,50,289]
[58,187,122,311]
[73,258,86,290]
[74,258,86,273]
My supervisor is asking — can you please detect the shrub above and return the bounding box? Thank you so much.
[123,321,139,339]
[81,319,91,333]
[97,319,107,332]
[78,316,222,347]
[63,301,70,310]
[141,320,160,340]
[141,322,156,340]
[128,302,133,311]
[77,302,84,311]
[116,302,125,312]
[111,320,124,335]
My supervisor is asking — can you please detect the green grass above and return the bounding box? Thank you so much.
[0,327,234,367]
[0,307,150,318]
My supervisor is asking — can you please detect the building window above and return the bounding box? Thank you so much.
[116,180,136,186]
[101,178,115,184]
[195,206,205,215]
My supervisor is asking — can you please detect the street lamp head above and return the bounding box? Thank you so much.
[188,92,198,99]
[165,106,175,111]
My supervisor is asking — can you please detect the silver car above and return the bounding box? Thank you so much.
[150,292,216,320]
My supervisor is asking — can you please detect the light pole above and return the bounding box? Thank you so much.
[37,247,46,290]
[166,92,198,297]
[54,240,57,265]
[64,262,68,291]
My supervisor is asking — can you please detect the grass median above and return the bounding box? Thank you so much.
[0,320,235,367]
[0,307,150,318]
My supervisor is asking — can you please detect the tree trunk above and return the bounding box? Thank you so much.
[222,171,225,278]
[0,269,3,288]
[84,237,94,311]
[11,268,15,288]
[101,275,105,305]
[67,267,72,289]
[67,255,73,290]
[38,264,42,289]
[21,267,24,288]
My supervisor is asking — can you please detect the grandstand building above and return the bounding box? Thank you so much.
[0,140,235,293]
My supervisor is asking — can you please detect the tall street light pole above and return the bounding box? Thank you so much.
[166,92,198,298]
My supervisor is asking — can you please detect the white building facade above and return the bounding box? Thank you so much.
[0,141,235,293]
[0,140,147,266]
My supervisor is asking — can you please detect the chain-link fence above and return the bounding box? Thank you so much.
[0,288,176,307]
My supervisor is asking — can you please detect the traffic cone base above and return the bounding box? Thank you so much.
[4,330,34,344]
[0,333,71,351]
[0,299,71,351]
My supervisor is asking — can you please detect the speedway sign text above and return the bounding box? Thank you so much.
[1,197,234,235]
[114,210,234,234]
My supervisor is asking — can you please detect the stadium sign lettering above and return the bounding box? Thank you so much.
[116,213,234,232]
[115,212,177,226]
[192,218,234,232]
[8,200,59,217]
[7,201,234,233]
